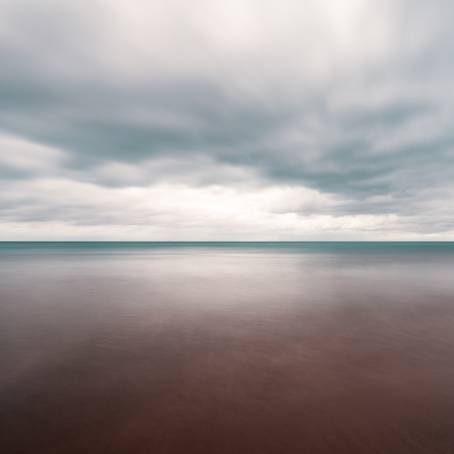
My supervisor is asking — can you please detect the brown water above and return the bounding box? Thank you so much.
[1,242,454,453]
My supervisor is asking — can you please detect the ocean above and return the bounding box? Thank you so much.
[1,242,454,453]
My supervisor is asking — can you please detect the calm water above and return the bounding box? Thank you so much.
[1,242,454,453]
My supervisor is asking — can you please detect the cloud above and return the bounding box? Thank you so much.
[0,177,408,240]
[1,0,454,239]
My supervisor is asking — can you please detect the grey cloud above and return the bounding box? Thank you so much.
[1,0,454,237]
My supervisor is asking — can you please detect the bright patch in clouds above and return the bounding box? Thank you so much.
[0,177,404,240]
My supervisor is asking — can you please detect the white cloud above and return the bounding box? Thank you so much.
[0,176,436,240]
[0,134,65,174]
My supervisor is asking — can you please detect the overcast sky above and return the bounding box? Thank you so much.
[1,0,454,240]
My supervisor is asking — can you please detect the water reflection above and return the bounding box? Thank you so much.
[1,245,454,453]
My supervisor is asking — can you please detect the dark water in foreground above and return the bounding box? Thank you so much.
[1,242,454,453]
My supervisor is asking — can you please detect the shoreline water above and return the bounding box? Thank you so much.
[1,243,454,453]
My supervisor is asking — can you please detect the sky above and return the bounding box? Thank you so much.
[1,0,454,240]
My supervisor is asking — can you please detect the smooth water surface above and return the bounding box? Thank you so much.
[1,242,454,453]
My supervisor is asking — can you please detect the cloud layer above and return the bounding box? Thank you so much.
[1,0,454,239]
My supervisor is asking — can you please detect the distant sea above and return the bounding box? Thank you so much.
[1,242,454,453]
